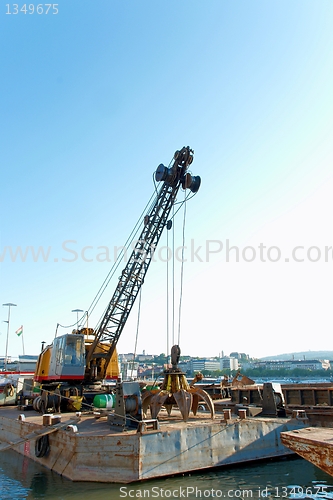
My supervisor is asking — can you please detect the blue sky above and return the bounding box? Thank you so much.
[1,0,333,360]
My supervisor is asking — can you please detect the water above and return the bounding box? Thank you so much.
[1,451,333,500]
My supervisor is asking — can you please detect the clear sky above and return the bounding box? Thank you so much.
[1,0,333,360]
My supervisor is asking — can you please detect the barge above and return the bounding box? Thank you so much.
[213,380,333,426]
[281,427,333,478]
[0,404,309,483]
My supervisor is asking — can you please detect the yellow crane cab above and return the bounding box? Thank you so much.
[35,333,85,383]
[34,330,120,385]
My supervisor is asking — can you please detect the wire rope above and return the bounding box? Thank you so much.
[130,286,142,379]
[172,204,175,346]
[177,189,187,346]
[166,226,170,364]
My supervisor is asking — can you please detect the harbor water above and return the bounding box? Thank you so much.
[1,449,333,500]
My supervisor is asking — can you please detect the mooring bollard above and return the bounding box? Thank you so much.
[51,415,61,425]
[223,409,232,421]
[42,414,53,426]
[238,409,247,420]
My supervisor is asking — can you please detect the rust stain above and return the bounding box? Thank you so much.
[281,428,333,477]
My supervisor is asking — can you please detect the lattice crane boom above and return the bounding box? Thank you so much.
[85,147,201,381]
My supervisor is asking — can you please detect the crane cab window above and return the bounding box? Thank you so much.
[64,336,84,366]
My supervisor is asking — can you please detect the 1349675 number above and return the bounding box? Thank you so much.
[5,4,59,14]
[273,485,328,498]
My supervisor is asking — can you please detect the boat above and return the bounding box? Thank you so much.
[0,394,310,483]
[213,377,333,426]
[0,371,35,407]
[281,426,333,478]
[275,382,333,478]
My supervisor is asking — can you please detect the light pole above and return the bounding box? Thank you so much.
[3,303,17,371]
[72,309,84,330]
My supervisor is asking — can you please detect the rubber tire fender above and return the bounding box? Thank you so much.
[35,435,50,458]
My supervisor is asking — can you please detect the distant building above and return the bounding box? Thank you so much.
[119,353,135,361]
[190,358,220,372]
[136,353,155,362]
[290,359,330,371]
[220,356,239,371]
[230,352,249,361]
[120,352,155,362]
[120,360,138,380]
[252,359,330,371]
[178,361,191,374]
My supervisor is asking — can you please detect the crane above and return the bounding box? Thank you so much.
[85,146,200,381]
[33,147,201,412]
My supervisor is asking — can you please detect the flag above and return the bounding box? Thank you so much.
[16,325,23,336]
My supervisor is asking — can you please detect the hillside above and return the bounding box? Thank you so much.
[260,351,333,361]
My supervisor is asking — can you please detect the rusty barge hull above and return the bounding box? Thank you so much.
[0,408,309,483]
[281,427,333,477]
